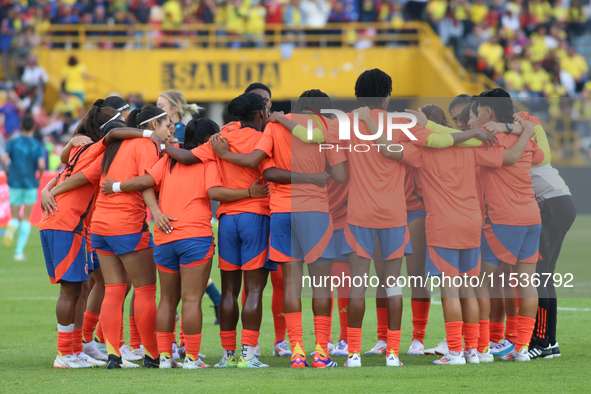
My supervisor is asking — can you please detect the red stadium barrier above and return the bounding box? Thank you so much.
[0,172,59,226]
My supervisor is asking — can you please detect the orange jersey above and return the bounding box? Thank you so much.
[480,133,545,226]
[89,139,161,236]
[255,114,346,214]
[146,156,222,245]
[475,167,486,225]
[192,122,270,218]
[413,145,505,249]
[39,141,106,233]
[327,160,349,230]
[405,166,424,212]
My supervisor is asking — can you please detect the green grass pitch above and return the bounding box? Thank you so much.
[1,217,591,393]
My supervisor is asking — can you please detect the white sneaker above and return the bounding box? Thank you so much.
[477,348,494,363]
[464,348,480,364]
[131,344,144,359]
[425,338,448,356]
[491,338,515,357]
[76,351,105,366]
[433,350,466,365]
[344,352,362,367]
[327,342,335,356]
[184,357,210,369]
[254,342,260,357]
[172,342,181,360]
[214,354,238,368]
[120,344,142,361]
[407,339,425,355]
[386,352,403,367]
[332,340,349,357]
[54,354,95,369]
[489,340,499,349]
[500,346,530,362]
[273,340,292,356]
[159,355,182,369]
[238,355,269,368]
[13,254,26,261]
[83,341,108,361]
[364,339,387,355]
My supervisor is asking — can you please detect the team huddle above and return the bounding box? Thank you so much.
[36,68,575,370]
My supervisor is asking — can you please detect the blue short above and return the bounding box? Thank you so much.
[41,229,88,284]
[332,228,348,261]
[154,237,214,273]
[91,231,155,256]
[9,187,37,206]
[407,209,427,224]
[342,224,412,260]
[481,223,541,266]
[87,250,100,272]
[426,246,481,277]
[270,212,335,264]
[218,213,276,271]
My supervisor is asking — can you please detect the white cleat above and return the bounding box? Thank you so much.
[159,355,182,368]
[120,344,142,361]
[54,354,96,369]
[477,348,494,363]
[83,341,108,361]
[364,339,387,355]
[94,340,107,354]
[254,342,260,357]
[433,350,466,365]
[238,356,269,368]
[344,352,362,367]
[173,342,181,360]
[131,344,145,359]
[386,352,403,367]
[273,340,292,356]
[491,338,515,356]
[13,254,26,261]
[425,338,448,356]
[184,357,210,369]
[500,346,531,362]
[464,348,480,364]
[407,339,425,355]
[332,340,349,357]
[76,351,105,366]
[327,342,335,356]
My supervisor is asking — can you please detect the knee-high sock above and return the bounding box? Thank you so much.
[376,307,388,342]
[96,320,105,343]
[314,316,331,355]
[134,284,158,359]
[157,332,175,357]
[411,300,430,344]
[185,334,202,361]
[285,312,304,355]
[445,321,463,352]
[463,323,479,351]
[73,328,83,354]
[515,315,536,352]
[100,284,127,356]
[179,314,185,347]
[119,312,125,347]
[57,323,75,356]
[347,327,362,354]
[489,322,505,344]
[271,267,286,344]
[505,315,518,342]
[338,297,348,342]
[387,329,401,357]
[206,282,221,306]
[15,220,31,255]
[220,329,237,353]
[129,316,141,349]
[478,320,490,353]
[548,297,557,345]
[82,311,99,343]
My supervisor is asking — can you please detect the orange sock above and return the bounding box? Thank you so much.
[129,316,141,349]
[82,311,99,343]
[337,296,348,342]
[314,316,331,355]
[285,312,304,354]
[376,307,388,342]
[489,322,505,344]
[271,267,286,344]
[220,330,237,352]
[100,283,127,356]
[463,323,479,351]
[57,328,74,356]
[411,300,430,344]
[515,315,536,352]
[95,320,104,343]
[386,329,401,357]
[241,329,260,347]
[72,328,83,354]
[184,333,202,361]
[157,332,175,357]
[347,327,362,354]
[179,314,185,347]
[445,321,463,352]
[331,261,351,342]
[328,297,334,344]
[505,315,518,343]
[478,319,490,353]
[134,284,158,359]
[119,312,125,347]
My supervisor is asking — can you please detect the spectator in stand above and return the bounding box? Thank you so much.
[1,5,18,82]
[327,1,350,47]
[0,90,24,139]
[504,58,526,97]
[131,0,155,24]
[561,46,589,92]
[567,0,588,39]
[15,25,40,79]
[90,5,109,48]
[477,34,504,78]
[266,0,284,26]
[41,90,84,142]
[60,55,94,103]
[524,61,550,97]
[162,0,183,47]
[224,0,248,48]
[113,9,134,49]
[245,0,267,48]
[405,0,428,21]
[301,0,330,29]
[196,0,216,47]
[359,0,377,23]
[428,0,448,28]
[462,24,484,72]
[21,56,48,108]
[439,6,464,57]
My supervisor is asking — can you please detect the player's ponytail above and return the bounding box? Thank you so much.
[170,118,220,172]
[75,105,119,142]
[127,105,167,130]
[160,90,203,122]
[420,104,451,127]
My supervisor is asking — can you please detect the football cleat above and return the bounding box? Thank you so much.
[106,354,139,369]
[291,352,308,368]
[237,355,269,368]
[183,357,210,369]
[386,352,402,367]
[332,340,349,357]
[131,344,145,359]
[120,344,142,361]
[273,340,292,357]
[159,355,182,369]
[54,354,95,369]
[312,345,337,368]
[550,342,561,358]
[424,338,448,356]
[344,353,362,367]
[528,343,553,359]
[76,351,105,367]
[83,340,108,361]
[213,354,238,368]
[364,340,387,355]
[477,348,494,363]
[407,339,425,355]
[491,339,515,357]
[143,354,160,368]
[500,346,530,362]
[433,350,466,365]
[464,348,480,364]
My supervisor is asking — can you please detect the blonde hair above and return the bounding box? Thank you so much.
[159,90,203,122]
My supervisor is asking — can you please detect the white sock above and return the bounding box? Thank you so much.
[57,323,75,333]
[242,344,255,361]
[223,349,235,360]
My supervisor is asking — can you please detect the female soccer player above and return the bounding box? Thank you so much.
[157,90,202,143]
[39,104,165,369]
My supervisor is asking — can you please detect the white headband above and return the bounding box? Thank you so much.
[139,111,166,126]
[117,103,130,112]
[99,112,121,130]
